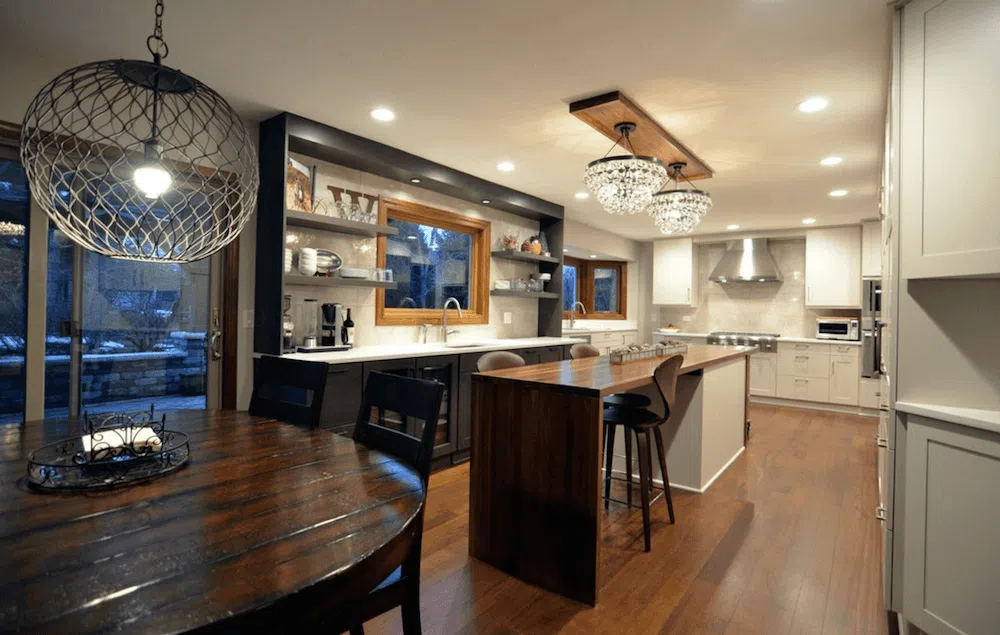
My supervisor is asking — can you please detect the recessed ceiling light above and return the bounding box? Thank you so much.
[574,192,589,200]
[410,178,421,184]
[481,199,490,204]
[828,189,848,198]
[802,218,817,225]
[820,156,843,166]
[727,224,740,230]
[797,96,829,113]
[497,161,515,172]
[590,254,597,259]
[370,107,395,122]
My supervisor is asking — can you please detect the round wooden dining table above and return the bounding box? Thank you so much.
[0,410,425,634]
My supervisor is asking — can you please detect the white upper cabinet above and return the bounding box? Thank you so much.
[862,221,882,278]
[805,226,862,308]
[653,238,698,306]
[900,0,1000,279]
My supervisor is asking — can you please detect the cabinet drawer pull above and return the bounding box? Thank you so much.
[795,344,809,350]
[795,355,809,360]
[875,506,887,521]
[328,368,349,375]
[794,379,809,384]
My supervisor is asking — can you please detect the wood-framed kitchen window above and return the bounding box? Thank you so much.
[376,197,490,326]
[562,256,627,320]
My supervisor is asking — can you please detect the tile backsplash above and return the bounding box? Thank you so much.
[658,239,859,337]
[284,154,544,347]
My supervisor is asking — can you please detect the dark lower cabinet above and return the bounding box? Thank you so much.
[318,362,364,436]
[295,345,566,466]
[537,345,564,364]
[416,355,459,458]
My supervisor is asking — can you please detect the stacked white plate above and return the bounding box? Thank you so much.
[298,248,317,276]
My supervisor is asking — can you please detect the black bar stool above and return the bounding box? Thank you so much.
[569,342,651,506]
[601,354,683,552]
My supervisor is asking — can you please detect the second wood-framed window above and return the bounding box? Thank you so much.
[562,256,627,320]
[376,197,491,326]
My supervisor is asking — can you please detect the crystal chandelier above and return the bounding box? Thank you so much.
[20,0,258,262]
[583,122,668,215]
[647,162,712,234]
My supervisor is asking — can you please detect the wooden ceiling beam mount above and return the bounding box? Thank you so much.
[570,91,713,181]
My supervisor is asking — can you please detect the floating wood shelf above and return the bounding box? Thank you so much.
[284,274,397,289]
[490,250,560,265]
[569,91,713,181]
[491,289,560,300]
[285,209,398,237]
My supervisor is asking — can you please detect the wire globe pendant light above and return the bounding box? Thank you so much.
[647,162,712,235]
[583,122,668,215]
[20,0,258,262]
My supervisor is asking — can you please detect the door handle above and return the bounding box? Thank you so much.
[209,309,222,361]
[209,330,222,361]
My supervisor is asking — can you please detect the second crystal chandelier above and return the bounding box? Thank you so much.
[647,162,713,235]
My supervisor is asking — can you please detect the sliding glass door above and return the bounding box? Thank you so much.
[0,149,30,425]
[43,238,222,419]
[2,141,227,423]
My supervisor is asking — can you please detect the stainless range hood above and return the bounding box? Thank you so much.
[708,238,783,283]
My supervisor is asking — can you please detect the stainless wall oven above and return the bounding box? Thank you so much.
[861,279,882,378]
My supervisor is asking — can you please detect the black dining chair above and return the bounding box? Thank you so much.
[248,356,328,427]
[332,371,445,635]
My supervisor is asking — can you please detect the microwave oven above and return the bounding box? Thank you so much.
[816,317,859,341]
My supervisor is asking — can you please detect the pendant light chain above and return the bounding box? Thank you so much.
[146,0,169,60]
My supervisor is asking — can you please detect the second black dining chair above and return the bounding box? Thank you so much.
[326,371,445,635]
[248,356,328,427]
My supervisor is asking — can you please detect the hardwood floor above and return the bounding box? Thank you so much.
[363,404,888,635]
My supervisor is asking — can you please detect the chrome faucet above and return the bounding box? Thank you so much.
[442,297,463,344]
[569,301,586,329]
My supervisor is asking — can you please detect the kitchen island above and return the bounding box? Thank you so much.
[469,344,753,605]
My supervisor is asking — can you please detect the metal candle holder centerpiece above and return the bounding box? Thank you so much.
[26,406,190,491]
[608,341,687,365]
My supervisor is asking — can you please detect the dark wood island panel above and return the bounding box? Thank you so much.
[469,378,605,605]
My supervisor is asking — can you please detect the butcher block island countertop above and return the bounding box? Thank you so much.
[474,344,755,396]
[469,344,754,606]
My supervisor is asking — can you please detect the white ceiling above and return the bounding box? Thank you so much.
[0,0,892,241]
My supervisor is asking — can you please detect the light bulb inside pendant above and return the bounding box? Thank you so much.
[134,141,172,198]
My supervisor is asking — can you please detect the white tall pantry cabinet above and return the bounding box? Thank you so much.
[884,1,1000,635]
[899,0,1000,280]
[652,238,698,306]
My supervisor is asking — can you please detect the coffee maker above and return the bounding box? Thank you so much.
[320,303,351,350]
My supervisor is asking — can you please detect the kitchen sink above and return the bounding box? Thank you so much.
[443,341,494,349]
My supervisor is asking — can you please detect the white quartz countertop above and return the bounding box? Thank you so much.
[272,336,586,365]
[651,331,862,346]
[896,401,1000,436]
